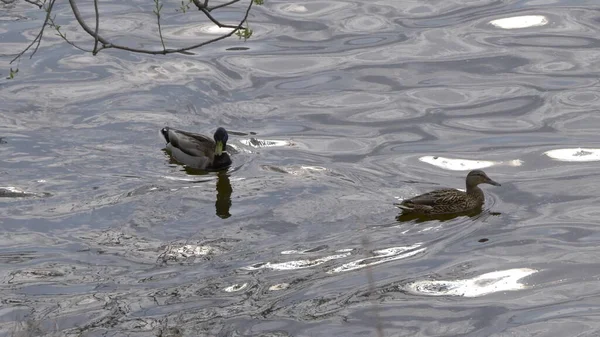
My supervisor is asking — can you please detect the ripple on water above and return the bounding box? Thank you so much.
[391,0,499,19]
[300,91,393,108]
[550,204,600,224]
[163,24,234,39]
[327,244,426,274]
[290,137,375,155]
[488,35,600,48]
[405,85,534,109]
[346,108,424,122]
[442,94,543,118]
[222,55,342,76]
[122,60,213,84]
[207,100,282,119]
[96,14,149,33]
[0,54,220,107]
[338,15,392,33]
[521,61,578,74]
[275,74,341,90]
[260,165,349,182]
[551,111,600,135]
[163,22,277,41]
[242,251,351,271]
[443,117,540,133]
[554,89,600,108]
[271,1,355,18]
[240,138,294,148]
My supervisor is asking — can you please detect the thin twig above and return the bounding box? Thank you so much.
[24,0,43,8]
[11,0,254,64]
[10,0,55,63]
[67,0,254,55]
[67,0,110,44]
[93,0,99,54]
[153,0,166,52]
[201,8,237,28]
[47,14,93,52]
[199,7,240,29]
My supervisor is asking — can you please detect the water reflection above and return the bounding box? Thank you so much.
[544,148,600,162]
[215,172,232,219]
[419,155,523,171]
[405,268,538,297]
[395,206,485,223]
[163,146,234,218]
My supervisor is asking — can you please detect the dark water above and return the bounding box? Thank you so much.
[2,0,600,336]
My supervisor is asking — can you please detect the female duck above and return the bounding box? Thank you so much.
[161,126,232,170]
[396,170,500,215]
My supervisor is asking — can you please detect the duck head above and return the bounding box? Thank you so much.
[466,170,501,188]
[213,127,229,156]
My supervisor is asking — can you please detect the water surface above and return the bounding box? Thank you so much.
[2,0,600,336]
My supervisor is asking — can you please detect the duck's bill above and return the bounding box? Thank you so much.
[215,141,224,156]
[487,178,501,186]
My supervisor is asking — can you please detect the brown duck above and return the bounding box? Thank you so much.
[396,170,501,215]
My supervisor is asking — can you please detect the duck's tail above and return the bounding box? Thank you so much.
[394,203,414,212]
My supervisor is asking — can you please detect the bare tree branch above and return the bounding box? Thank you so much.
[8,0,258,72]
[47,13,93,52]
[10,0,56,63]
[24,0,43,8]
[65,0,253,55]
[199,7,241,29]
[153,0,167,53]
[93,0,100,54]
[191,0,207,10]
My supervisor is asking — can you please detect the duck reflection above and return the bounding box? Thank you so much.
[215,171,232,219]
[175,165,233,219]
[396,207,484,223]
[396,207,502,223]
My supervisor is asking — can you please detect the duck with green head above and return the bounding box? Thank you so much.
[161,126,232,170]
[396,170,501,215]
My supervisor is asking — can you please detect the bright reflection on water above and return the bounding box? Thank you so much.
[406,268,538,297]
[2,0,600,336]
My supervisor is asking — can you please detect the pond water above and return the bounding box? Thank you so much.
[2,0,600,336]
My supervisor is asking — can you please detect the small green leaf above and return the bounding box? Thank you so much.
[6,67,18,80]
[235,28,253,40]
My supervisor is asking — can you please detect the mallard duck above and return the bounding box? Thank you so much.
[161,126,232,170]
[396,170,500,215]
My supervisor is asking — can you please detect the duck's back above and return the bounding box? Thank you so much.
[166,144,213,169]
[399,188,484,214]
[162,127,215,169]
[403,188,464,206]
